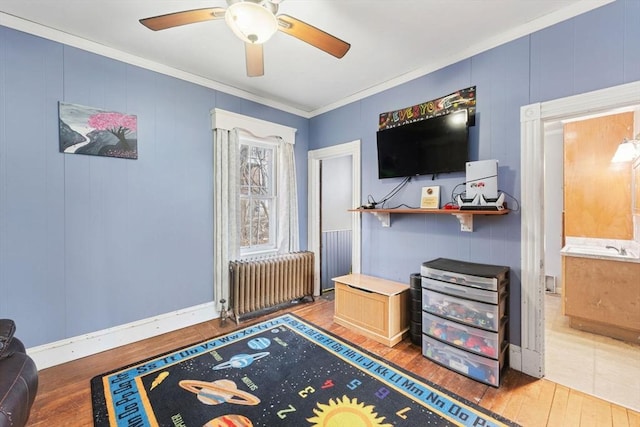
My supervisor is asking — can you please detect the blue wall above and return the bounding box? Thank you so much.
[309,0,640,346]
[0,27,309,347]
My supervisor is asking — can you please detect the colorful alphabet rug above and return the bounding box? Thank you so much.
[91,314,518,427]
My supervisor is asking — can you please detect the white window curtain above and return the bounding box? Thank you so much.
[276,136,300,254]
[213,128,239,311]
[211,109,298,313]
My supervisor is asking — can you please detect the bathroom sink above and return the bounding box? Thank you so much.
[561,245,638,260]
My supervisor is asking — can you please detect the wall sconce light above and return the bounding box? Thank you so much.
[225,1,278,44]
[611,134,640,163]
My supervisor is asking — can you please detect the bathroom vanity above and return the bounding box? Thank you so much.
[561,254,640,343]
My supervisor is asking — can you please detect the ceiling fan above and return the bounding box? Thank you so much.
[139,0,351,77]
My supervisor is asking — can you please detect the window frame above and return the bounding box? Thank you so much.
[238,134,279,258]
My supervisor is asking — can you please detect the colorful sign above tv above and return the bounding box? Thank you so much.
[379,86,476,131]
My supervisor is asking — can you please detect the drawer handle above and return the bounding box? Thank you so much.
[443,274,466,283]
[444,286,466,293]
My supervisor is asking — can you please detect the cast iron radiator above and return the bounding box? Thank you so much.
[229,251,314,323]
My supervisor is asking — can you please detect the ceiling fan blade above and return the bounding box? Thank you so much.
[277,14,350,59]
[140,8,226,31]
[245,43,264,77]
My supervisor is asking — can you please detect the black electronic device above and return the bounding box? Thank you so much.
[376,109,469,179]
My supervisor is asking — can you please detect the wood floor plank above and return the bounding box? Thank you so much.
[565,389,587,425]
[547,384,571,427]
[480,368,523,413]
[628,409,640,427]
[580,393,614,427]
[24,296,640,427]
[456,376,487,405]
[610,404,631,427]
[506,375,540,424]
[514,378,556,426]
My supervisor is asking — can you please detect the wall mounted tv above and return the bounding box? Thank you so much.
[376,109,469,179]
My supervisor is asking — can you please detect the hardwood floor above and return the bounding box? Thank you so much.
[26,295,640,427]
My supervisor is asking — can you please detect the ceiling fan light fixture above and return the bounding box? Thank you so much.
[225,2,278,44]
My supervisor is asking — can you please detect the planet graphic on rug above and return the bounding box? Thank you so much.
[247,337,271,350]
[204,414,253,427]
[212,352,269,370]
[179,379,260,406]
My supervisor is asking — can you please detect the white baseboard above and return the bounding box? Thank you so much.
[27,302,218,370]
[509,343,522,371]
[509,343,544,378]
[521,346,544,379]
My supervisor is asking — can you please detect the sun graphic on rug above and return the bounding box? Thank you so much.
[307,395,392,427]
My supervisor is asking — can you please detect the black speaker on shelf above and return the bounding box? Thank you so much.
[409,272,422,345]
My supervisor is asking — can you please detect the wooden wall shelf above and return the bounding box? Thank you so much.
[349,208,510,232]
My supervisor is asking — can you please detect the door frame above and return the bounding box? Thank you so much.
[308,140,361,296]
[518,80,640,378]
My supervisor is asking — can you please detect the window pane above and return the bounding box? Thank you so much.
[239,198,251,247]
[239,138,277,255]
[250,146,273,195]
[252,199,270,245]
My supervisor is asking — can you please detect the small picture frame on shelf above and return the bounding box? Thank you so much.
[421,186,440,209]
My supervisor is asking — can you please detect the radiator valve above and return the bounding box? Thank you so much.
[219,299,228,326]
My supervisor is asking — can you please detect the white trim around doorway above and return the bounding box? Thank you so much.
[519,80,640,378]
[308,140,362,296]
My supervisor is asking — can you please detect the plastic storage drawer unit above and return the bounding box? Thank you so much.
[421,258,509,292]
[422,311,506,359]
[422,276,501,304]
[420,258,510,387]
[422,288,506,332]
[422,334,507,387]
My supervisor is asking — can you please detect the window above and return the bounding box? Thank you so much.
[212,108,299,310]
[239,136,278,256]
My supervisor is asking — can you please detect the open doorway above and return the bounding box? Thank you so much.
[320,156,353,292]
[519,81,640,410]
[308,140,361,297]
[543,109,640,411]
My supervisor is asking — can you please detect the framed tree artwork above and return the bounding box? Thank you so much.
[58,102,138,159]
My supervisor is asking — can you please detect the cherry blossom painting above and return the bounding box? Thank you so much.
[58,102,138,159]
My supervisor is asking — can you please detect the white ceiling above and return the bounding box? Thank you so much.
[0,0,613,117]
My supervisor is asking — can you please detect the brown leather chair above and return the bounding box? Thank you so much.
[0,320,38,427]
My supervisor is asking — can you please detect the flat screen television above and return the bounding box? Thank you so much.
[376,110,469,179]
